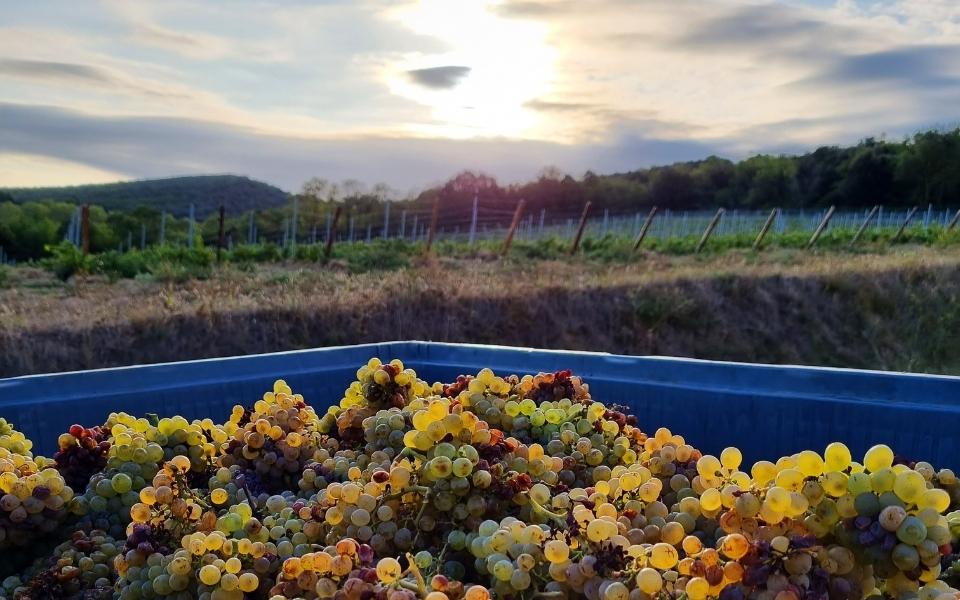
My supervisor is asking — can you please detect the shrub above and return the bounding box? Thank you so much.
[148,260,211,282]
[229,243,283,263]
[332,240,411,272]
[94,251,149,282]
[42,241,91,281]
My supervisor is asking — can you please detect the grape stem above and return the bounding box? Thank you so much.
[436,543,448,567]
[394,447,427,466]
[525,492,566,525]
[410,491,432,547]
[239,480,262,521]
[405,552,427,595]
[383,485,431,501]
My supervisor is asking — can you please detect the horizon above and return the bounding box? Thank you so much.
[0,128,943,197]
[2,1,959,192]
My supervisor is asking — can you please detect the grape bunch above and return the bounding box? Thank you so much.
[269,537,373,598]
[0,417,34,457]
[54,423,110,491]
[0,444,72,552]
[115,531,266,600]
[219,380,326,493]
[4,529,119,599]
[73,412,225,537]
[0,360,958,600]
[319,358,429,450]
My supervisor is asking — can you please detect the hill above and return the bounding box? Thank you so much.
[2,175,289,217]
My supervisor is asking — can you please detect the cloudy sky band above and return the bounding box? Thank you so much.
[1,0,958,190]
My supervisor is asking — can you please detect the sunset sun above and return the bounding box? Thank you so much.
[385,0,556,139]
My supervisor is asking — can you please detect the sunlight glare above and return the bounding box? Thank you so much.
[387,0,555,139]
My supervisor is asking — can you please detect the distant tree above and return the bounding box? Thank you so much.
[741,156,797,208]
[340,179,365,200]
[839,141,900,206]
[301,177,332,200]
[442,171,499,196]
[538,166,564,181]
[897,129,960,205]
[650,167,697,210]
[372,182,394,202]
[794,146,847,208]
[691,157,736,206]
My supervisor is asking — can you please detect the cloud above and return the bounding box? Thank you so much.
[494,1,578,17]
[671,3,838,54]
[101,0,233,59]
[0,59,114,85]
[0,58,191,99]
[132,24,231,59]
[524,99,598,112]
[4,0,960,190]
[406,66,471,89]
[494,0,632,18]
[791,45,960,89]
[0,102,724,190]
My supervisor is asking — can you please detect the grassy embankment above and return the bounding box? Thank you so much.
[2,243,960,377]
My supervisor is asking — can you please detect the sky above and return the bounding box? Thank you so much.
[1,0,959,193]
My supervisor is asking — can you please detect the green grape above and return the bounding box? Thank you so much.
[897,516,927,545]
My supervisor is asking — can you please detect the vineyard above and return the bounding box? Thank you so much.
[4,188,960,272]
[0,358,959,600]
[1,203,959,285]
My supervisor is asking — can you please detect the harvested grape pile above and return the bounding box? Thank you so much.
[1,359,959,600]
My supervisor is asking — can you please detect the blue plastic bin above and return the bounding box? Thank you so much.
[0,342,957,468]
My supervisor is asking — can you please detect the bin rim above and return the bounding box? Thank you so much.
[3,340,959,383]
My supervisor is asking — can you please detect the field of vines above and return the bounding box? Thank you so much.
[3,203,960,283]
[7,222,958,285]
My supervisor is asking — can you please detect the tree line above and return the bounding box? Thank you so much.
[413,128,960,219]
[2,128,959,262]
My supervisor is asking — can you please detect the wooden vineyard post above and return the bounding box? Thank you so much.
[217,205,225,264]
[752,208,779,250]
[806,205,836,249]
[501,199,526,256]
[81,204,90,256]
[947,208,960,231]
[324,205,342,259]
[633,206,658,251]
[468,195,478,245]
[695,208,725,253]
[425,198,440,254]
[383,201,391,240]
[569,201,592,255]
[849,205,880,247]
[892,206,919,242]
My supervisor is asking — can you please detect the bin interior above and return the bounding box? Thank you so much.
[1,341,957,469]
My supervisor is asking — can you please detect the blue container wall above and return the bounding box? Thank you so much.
[1,342,958,469]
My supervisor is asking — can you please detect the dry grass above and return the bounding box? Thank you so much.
[2,245,960,376]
